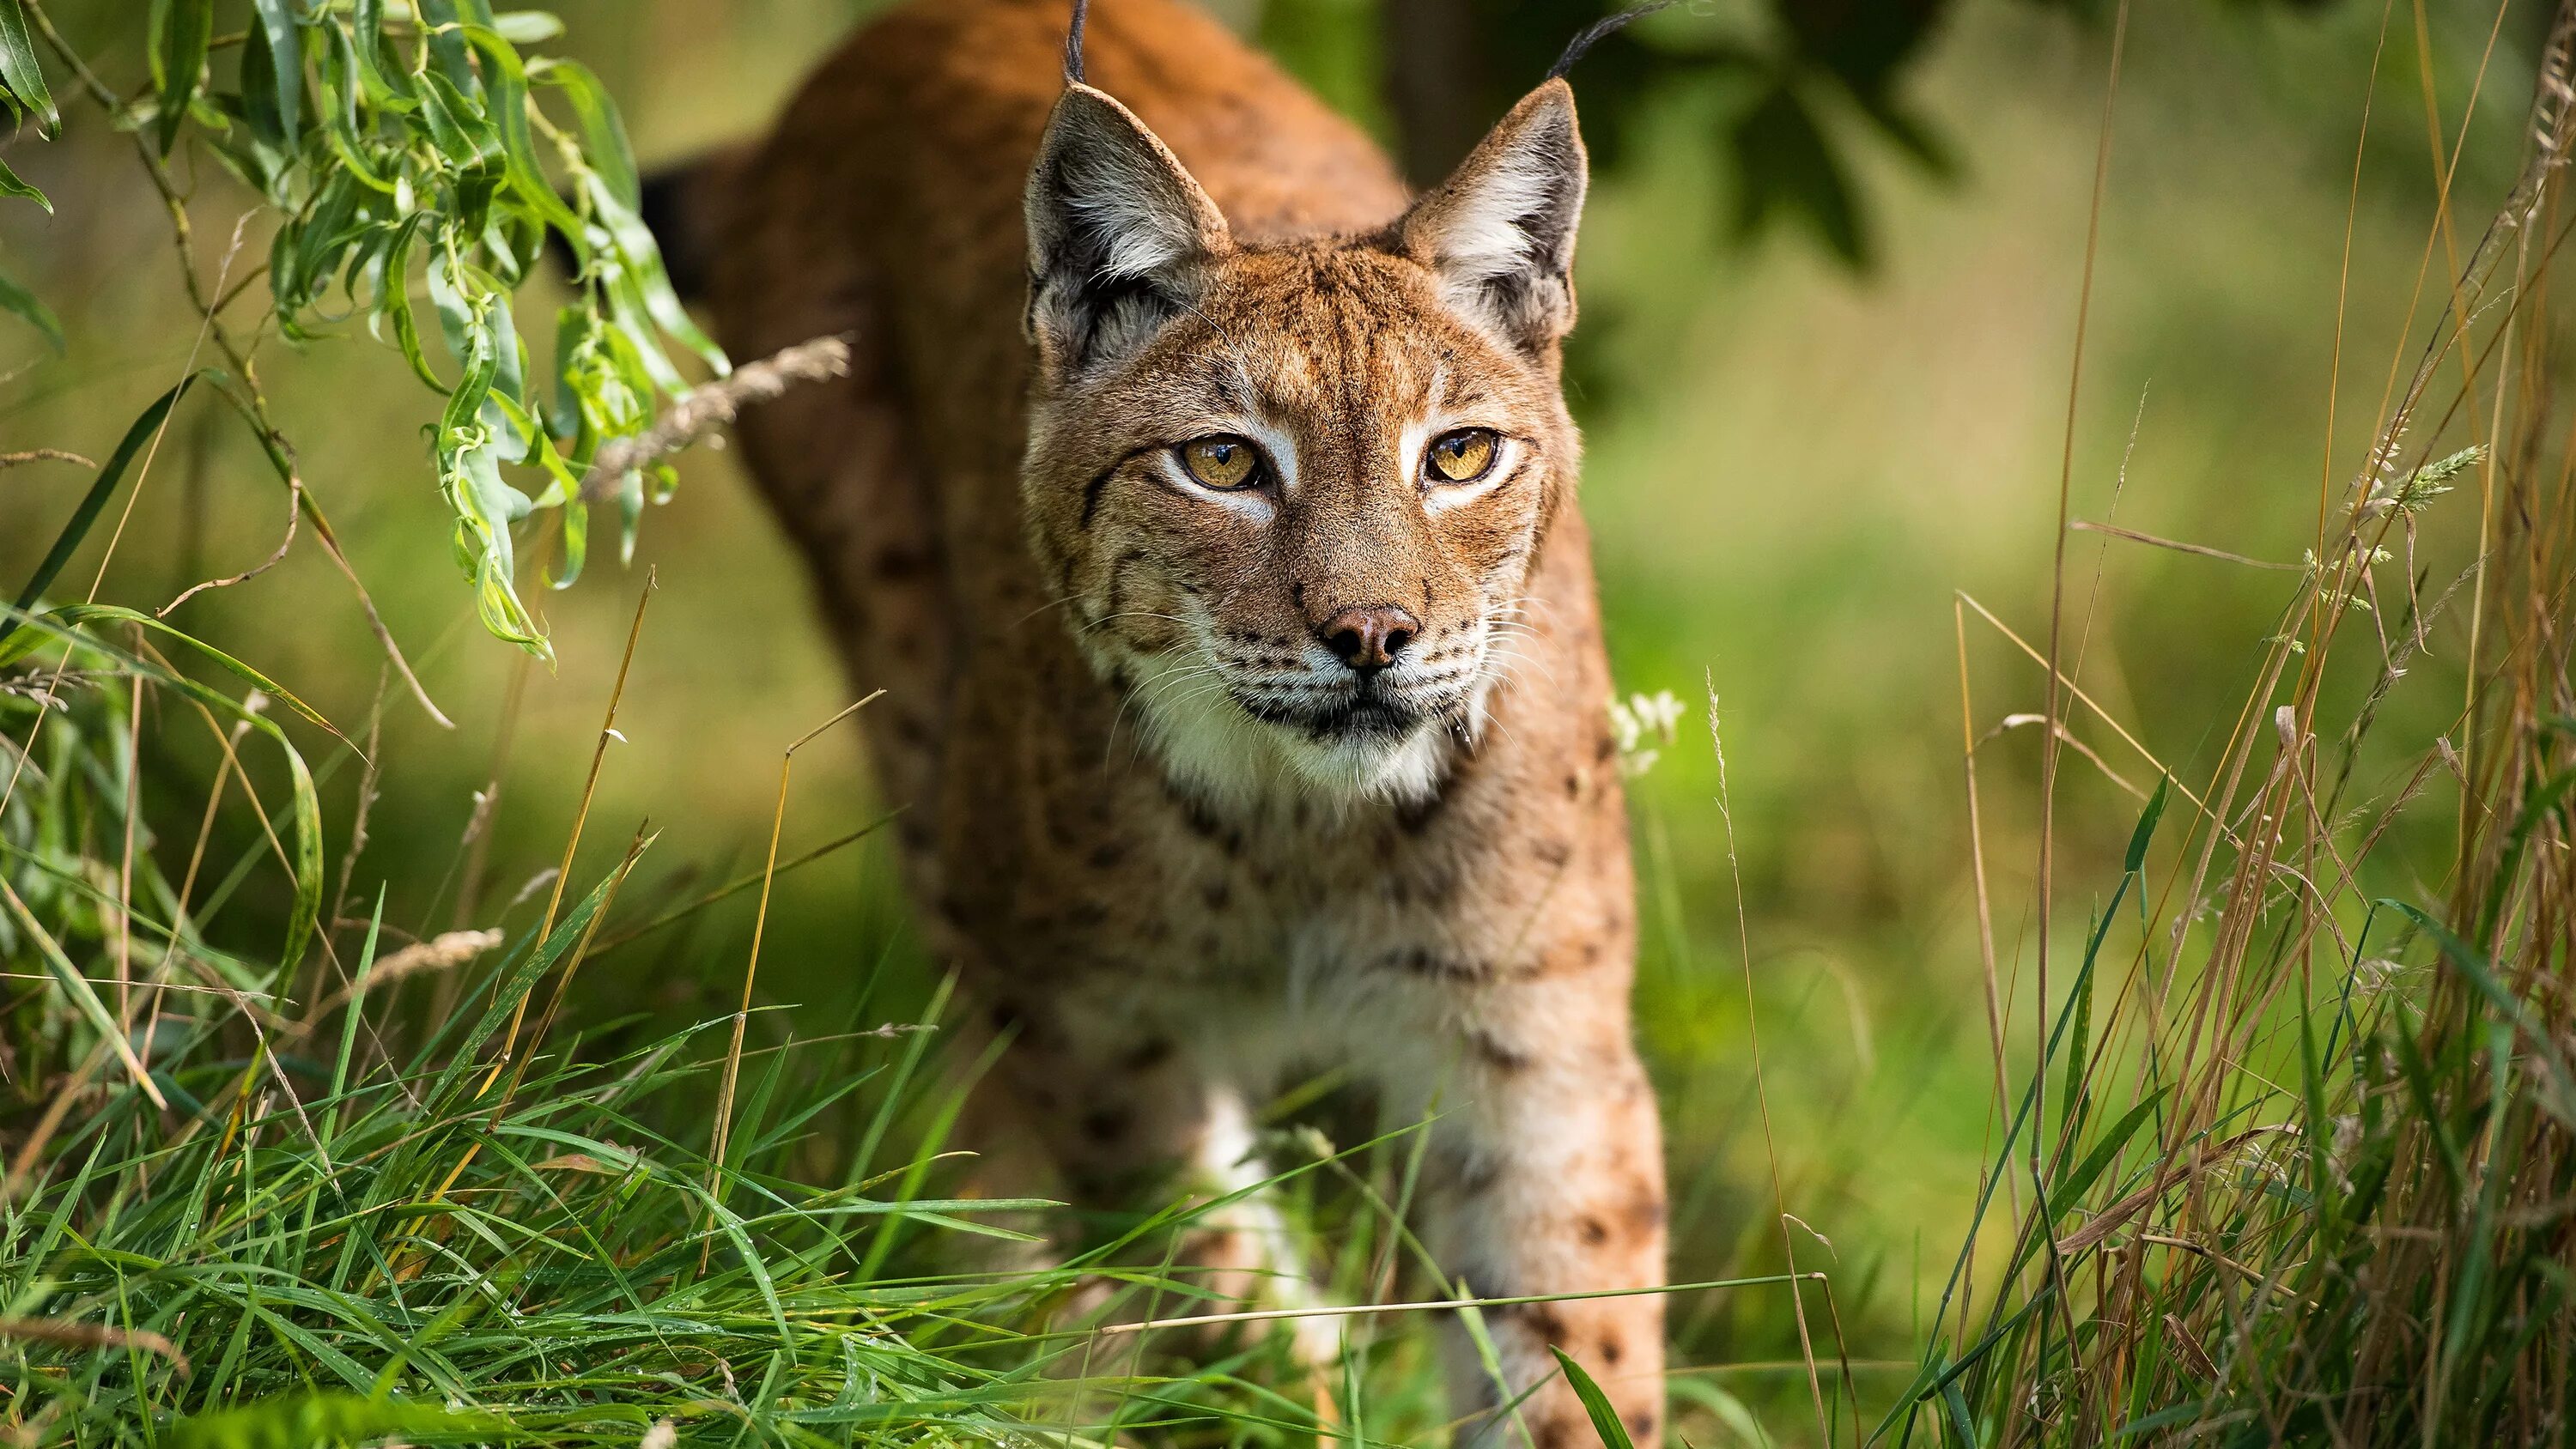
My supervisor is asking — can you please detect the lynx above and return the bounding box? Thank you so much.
[653,0,1668,1439]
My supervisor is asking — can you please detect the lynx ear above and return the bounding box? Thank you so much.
[1025,84,1231,376]
[1394,79,1588,355]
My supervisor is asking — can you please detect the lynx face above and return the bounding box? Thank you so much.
[1021,82,1589,806]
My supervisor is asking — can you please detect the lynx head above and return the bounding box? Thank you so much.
[1020,79,1588,809]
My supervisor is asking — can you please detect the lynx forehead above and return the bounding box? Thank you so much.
[686,0,1668,1440]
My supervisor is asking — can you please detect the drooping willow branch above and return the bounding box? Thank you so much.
[9,0,738,672]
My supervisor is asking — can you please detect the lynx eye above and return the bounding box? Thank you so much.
[1425,428,1500,484]
[1178,435,1263,490]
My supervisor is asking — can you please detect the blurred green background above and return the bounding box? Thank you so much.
[0,0,2526,1423]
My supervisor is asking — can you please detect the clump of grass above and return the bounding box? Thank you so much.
[1886,3,2576,1442]
[3,882,1062,1446]
[0,581,1071,1443]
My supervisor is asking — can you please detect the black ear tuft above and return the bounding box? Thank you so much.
[1024,85,1230,378]
[1065,0,1091,84]
[1548,0,1679,81]
[1394,80,1589,355]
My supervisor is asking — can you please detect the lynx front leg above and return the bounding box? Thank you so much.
[976,993,1334,1362]
[1418,1011,1668,1448]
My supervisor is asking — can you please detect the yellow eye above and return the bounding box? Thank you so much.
[1425,428,1500,484]
[1179,435,1262,490]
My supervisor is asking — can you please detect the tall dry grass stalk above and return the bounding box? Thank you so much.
[1895,1,2576,1441]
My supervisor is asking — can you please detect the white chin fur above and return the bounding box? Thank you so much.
[1123,652,1458,812]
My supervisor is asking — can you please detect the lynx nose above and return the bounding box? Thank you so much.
[1319,606,1419,674]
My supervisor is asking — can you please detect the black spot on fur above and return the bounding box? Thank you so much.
[1081,1106,1130,1143]
[1394,790,1449,836]
[1468,1029,1532,1072]
[1380,947,1486,983]
[1510,1304,1570,1343]
[1176,808,1248,856]
[1623,1187,1668,1236]
[1174,791,1230,845]
[1534,838,1571,868]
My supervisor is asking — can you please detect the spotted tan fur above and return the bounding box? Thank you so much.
[677,0,1667,1440]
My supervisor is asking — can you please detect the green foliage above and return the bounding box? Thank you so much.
[0,0,58,341]
[6,2,721,659]
[1258,0,1394,148]
[0,0,58,138]
[1355,0,2341,270]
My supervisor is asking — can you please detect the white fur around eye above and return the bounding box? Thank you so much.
[1419,433,1520,514]
[1156,451,1277,519]
[1241,420,1302,494]
[1155,419,1299,518]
